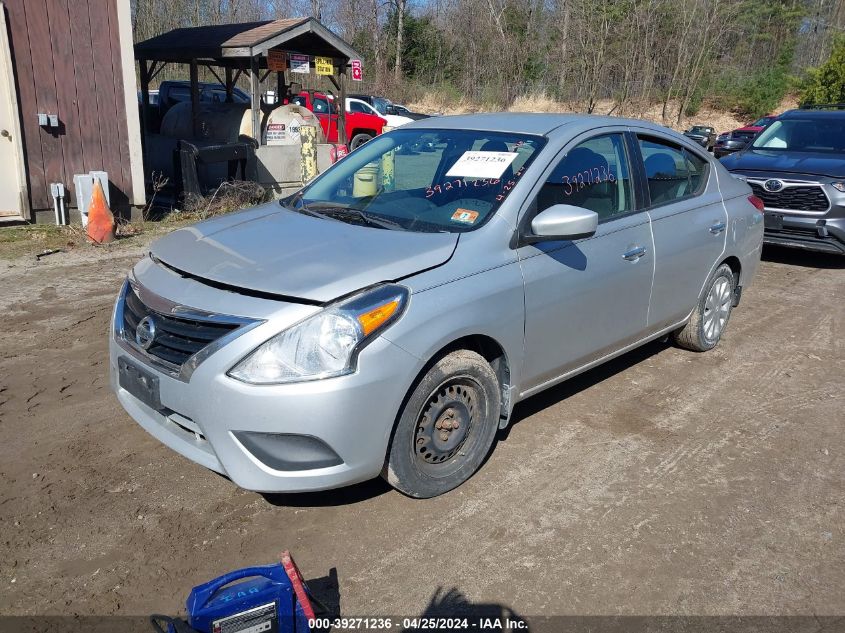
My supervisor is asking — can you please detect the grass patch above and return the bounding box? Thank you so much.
[0,224,86,260]
[168,181,268,224]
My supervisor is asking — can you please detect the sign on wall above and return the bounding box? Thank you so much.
[290,54,310,74]
[267,49,287,72]
[315,56,334,75]
[351,59,363,81]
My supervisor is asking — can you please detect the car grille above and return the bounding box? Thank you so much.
[122,287,239,367]
[749,182,829,212]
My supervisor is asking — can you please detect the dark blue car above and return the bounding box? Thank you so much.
[720,106,845,255]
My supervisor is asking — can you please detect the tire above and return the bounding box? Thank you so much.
[383,350,501,498]
[673,263,736,352]
[349,132,374,150]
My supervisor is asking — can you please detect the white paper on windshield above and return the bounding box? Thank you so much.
[445,151,518,179]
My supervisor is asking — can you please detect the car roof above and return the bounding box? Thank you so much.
[779,108,845,119]
[405,112,677,137]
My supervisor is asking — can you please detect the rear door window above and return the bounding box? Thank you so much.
[637,136,708,206]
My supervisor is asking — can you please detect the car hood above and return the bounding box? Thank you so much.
[720,148,845,179]
[734,126,763,134]
[384,114,414,127]
[149,203,459,303]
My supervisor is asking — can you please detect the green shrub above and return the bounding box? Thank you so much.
[801,36,845,105]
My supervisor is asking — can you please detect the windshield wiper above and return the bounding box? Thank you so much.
[298,203,406,231]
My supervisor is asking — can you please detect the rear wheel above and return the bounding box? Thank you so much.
[383,350,500,498]
[674,263,736,352]
[350,132,374,150]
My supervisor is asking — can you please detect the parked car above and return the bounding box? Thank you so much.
[348,94,431,120]
[138,81,251,133]
[156,80,249,112]
[393,103,431,121]
[346,97,413,128]
[683,125,717,150]
[714,115,777,158]
[391,103,433,121]
[290,91,386,149]
[110,114,763,498]
[720,106,845,255]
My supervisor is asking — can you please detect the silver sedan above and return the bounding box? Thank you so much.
[110,114,764,498]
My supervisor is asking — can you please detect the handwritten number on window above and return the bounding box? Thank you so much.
[560,166,616,196]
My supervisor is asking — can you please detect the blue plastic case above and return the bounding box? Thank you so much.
[185,563,312,633]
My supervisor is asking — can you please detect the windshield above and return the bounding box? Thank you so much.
[287,128,546,233]
[751,118,845,153]
[371,97,391,115]
[689,127,710,134]
[751,117,774,127]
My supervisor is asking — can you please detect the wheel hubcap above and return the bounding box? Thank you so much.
[703,276,732,342]
[415,382,476,465]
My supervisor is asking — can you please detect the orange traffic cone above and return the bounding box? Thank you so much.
[86,179,115,244]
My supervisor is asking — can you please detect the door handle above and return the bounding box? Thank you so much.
[709,221,726,234]
[622,246,647,261]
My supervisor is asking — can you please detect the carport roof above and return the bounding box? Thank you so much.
[134,17,360,63]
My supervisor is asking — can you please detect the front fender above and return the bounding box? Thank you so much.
[381,261,526,413]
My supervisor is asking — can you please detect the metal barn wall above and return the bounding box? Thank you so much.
[3,0,143,215]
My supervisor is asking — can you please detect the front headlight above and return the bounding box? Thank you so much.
[831,182,845,193]
[228,284,409,384]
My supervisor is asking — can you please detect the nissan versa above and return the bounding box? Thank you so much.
[110,114,764,498]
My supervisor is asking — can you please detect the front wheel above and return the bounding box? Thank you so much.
[673,263,736,352]
[349,132,374,150]
[383,350,501,498]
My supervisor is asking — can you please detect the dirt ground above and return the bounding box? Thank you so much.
[0,238,843,623]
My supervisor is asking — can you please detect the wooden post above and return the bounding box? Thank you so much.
[300,125,318,184]
[250,55,261,143]
[189,59,200,138]
[225,67,234,103]
[277,70,286,105]
[337,62,347,146]
[139,58,151,133]
[381,126,395,191]
[139,58,150,176]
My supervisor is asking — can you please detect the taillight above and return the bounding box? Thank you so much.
[748,195,765,213]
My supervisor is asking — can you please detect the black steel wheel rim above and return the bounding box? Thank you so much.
[413,377,480,473]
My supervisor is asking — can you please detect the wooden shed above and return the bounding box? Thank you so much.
[0,0,144,223]
[134,18,362,200]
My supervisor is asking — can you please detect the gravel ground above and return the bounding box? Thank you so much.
[0,241,842,624]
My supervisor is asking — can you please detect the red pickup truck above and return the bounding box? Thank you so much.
[291,91,386,150]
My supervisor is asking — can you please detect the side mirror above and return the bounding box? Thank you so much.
[527,204,598,242]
